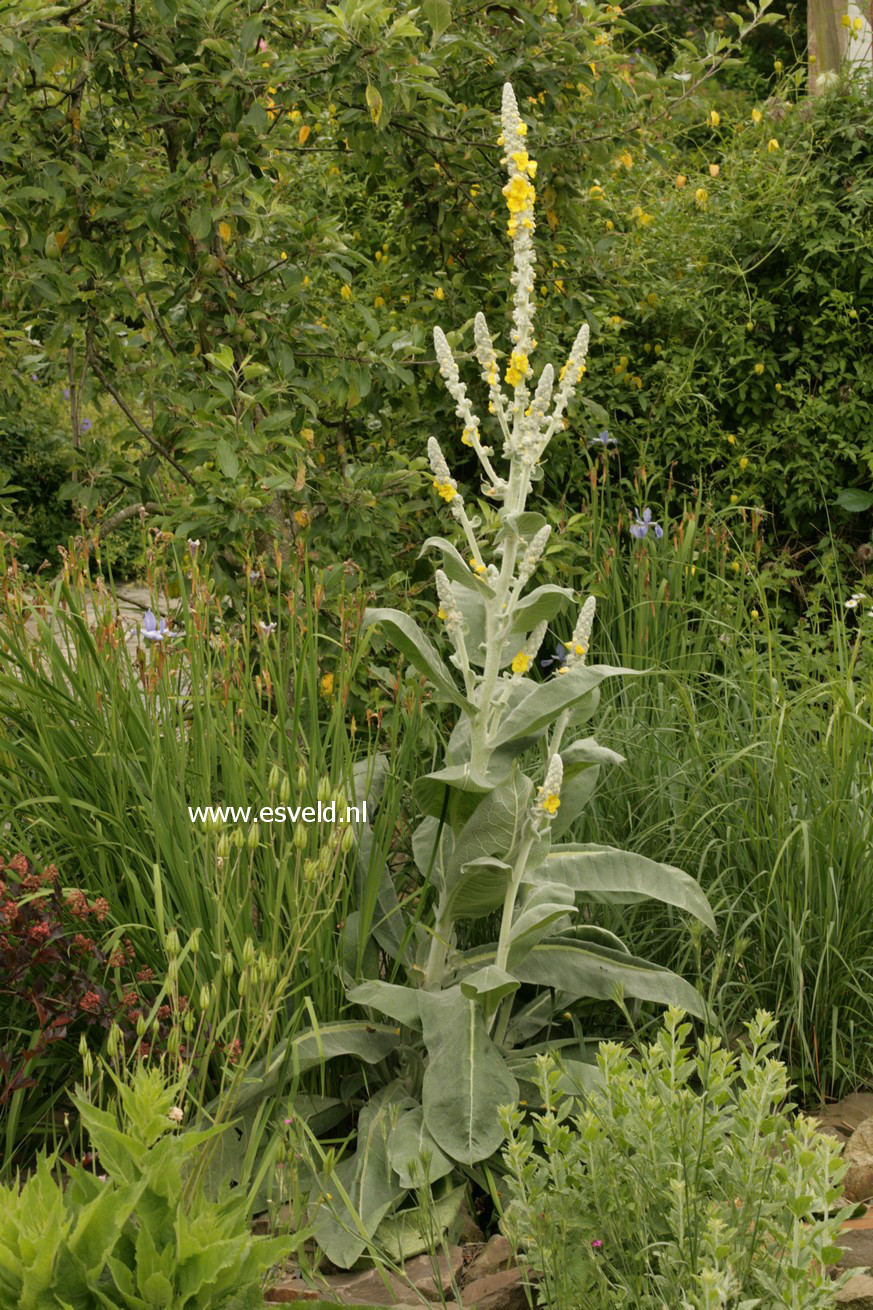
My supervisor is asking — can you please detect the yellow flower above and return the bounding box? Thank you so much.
[739,456,749,470]
[775,382,782,391]
[751,108,763,124]
[768,138,779,153]
[280,251,287,261]
[511,651,531,675]
[709,163,720,178]
[605,219,614,231]
[437,606,447,621]
[320,672,334,699]
[469,557,486,575]
[852,15,863,30]
[695,187,708,209]
[298,124,311,146]
[727,433,736,445]
[842,11,851,24]
[505,349,530,387]
[300,428,315,445]
[433,480,457,502]
[708,110,720,128]
[753,363,764,375]
[750,608,760,620]
[774,60,783,72]
[374,250,383,262]
[618,150,633,168]
[731,555,739,565]
[340,284,352,300]
[294,508,310,528]
[433,287,445,300]
[373,295,385,308]
[541,793,561,815]
[218,221,231,242]
[675,173,687,188]
[589,184,605,199]
[730,497,738,507]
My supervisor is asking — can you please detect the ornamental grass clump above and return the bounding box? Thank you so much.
[270,85,714,1269]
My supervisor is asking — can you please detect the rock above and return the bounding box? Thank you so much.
[320,1268,408,1305]
[455,1201,485,1244]
[838,1228,873,1272]
[401,1247,465,1301]
[837,1274,873,1309]
[845,1118,873,1202]
[461,1267,528,1310]
[465,1235,513,1283]
[263,1274,322,1302]
[821,1095,873,1135]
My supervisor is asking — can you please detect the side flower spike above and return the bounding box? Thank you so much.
[562,596,596,671]
[534,754,563,823]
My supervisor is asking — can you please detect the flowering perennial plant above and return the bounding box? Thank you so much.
[291,86,713,1269]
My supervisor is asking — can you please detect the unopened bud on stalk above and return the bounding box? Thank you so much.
[165,928,180,958]
[223,953,234,978]
[199,984,211,1011]
[269,764,281,792]
[341,825,356,854]
[183,1008,195,1034]
[331,786,347,810]
[243,937,256,967]
[107,1023,121,1059]
[294,825,308,850]
[303,858,317,882]
[167,1026,181,1055]
[79,1034,89,1057]
[231,827,246,849]
[167,957,179,984]
[137,1015,147,1038]
[297,764,308,792]
[190,927,201,953]
[247,823,260,851]
[317,776,331,804]
[82,1050,94,1078]
[279,775,291,804]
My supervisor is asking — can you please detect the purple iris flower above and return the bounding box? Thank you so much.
[590,429,617,448]
[630,507,663,540]
[258,620,277,635]
[31,373,39,382]
[142,609,173,642]
[63,387,70,398]
[80,418,92,432]
[540,642,568,672]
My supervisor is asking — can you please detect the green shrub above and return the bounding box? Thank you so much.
[500,1008,852,1310]
[0,1064,293,1309]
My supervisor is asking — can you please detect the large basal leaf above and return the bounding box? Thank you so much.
[513,939,705,1017]
[413,763,493,822]
[235,1022,402,1109]
[491,665,635,747]
[442,771,532,891]
[420,987,518,1165]
[535,844,715,931]
[411,815,455,882]
[311,1083,410,1268]
[362,608,475,713]
[387,1104,455,1187]
[375,1180,466,1263]
[347,980,422,1029]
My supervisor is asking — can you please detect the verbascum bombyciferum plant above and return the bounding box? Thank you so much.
[261,85,715,1269]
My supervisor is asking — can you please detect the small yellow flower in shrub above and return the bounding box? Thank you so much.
[842,13,851,26]
[618,150,633,168]
[739,457,749,470]
[768,138,780,153]
[775,382,782,391]
[340,284,352,300]
[753,363,764,375]
[774,59,783,72]
[374,295,385,307]
[589,184,605,199]
[218,221,231,242]
[751,608,760,619]
[294,508,310,528]
[727,434,736,445]
[433,287,445,301]
[752,108,763,124]
[732,556,740,566]
[605,219,614,230]
[709,163,720,178]
[695,187,708,209]
[375,250,383,262]
[708,110,720,127]
[280,251,287,261]
[298,124,311,145]
[320,672,334,699]
[676,173,687,188]
[511,651,531,674]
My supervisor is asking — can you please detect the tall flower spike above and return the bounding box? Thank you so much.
[434,326,501,491]
[510,619,548,677]
[500,84,538,403]
[515,524,551,591]
[563,595,596,671]
[534,753,563,822]
[428,437,461,505]
[553,323,591,421]
[473,313,510,428]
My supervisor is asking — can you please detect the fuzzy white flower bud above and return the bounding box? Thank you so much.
[564,595,596,670]
[516,525,551,589]
[553,324,591,418]
[534,753,563,823]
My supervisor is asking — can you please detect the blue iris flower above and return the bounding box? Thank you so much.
[630,507,663,540]
[540,642,568,672]
[589,429,617,449]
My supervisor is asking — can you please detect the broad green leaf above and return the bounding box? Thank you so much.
[387,1105,454,1187]
[509,882,576,958]
[459,965,520,1017]
[311,1083,410,1268]
[536,844,715,930]
[514,939,706,1017]
[491,665,635,747]
[365,84,383,126]
[442,771,532,891]
[510,583,574,632]
[444,856,513,920]
[423,0,452,39]
[420,537,494,596]
[562,737,625,769]
[363,608,475,713]
[216,438,239,479]
[413,763,493,822]
[420,987,518,1164]
[348,981,421,1029]
[836,488,873,513]
[549,765,600,840]
[376,1181,466,1262]
[234,1022,402,1108]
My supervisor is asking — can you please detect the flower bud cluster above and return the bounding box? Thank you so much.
[560,596,596,673]
[534,753,563,824]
